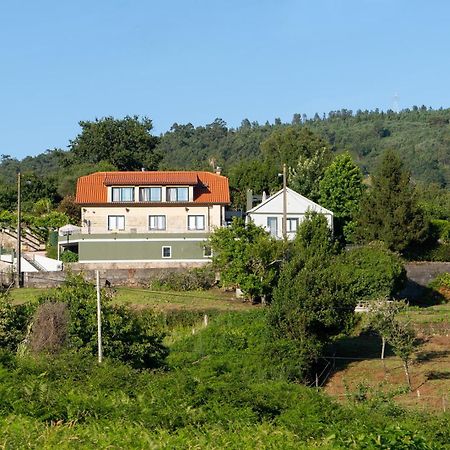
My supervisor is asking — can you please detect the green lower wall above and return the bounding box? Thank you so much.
[79,239,208,261]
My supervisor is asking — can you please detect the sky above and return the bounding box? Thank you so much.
[1,0,449,160]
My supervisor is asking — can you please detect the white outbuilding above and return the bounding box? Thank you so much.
[246,187,333,239]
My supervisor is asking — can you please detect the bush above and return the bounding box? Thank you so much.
[405,241,450,262]
[429,272,450,290]
[430,219,450,243]
[267,214,355,381]
[149,266,215,291]
[334,242,406,300]
[60,250,78,262]
[36,274,168,368]
[28,302,69,354]
[0,292,33,352]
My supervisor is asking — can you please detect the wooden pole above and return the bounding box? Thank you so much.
[15,172,22,288]
[96,270,103,363]
[282,163,287,239]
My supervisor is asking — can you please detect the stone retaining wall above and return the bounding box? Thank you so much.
[23,266,191,288]
[21,261,450,296]
[401,262,450,299]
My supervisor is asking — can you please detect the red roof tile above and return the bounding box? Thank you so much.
[104,172,199,186]
[76,171,230,205]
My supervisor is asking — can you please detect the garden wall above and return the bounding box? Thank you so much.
[400,262,450,299]
[23,266,190,288]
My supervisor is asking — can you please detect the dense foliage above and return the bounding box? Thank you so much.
[70,116,161,171]
[209,218,284,301]
[319,151,365,242]
[0,311,446,448]
[149,266,216,291]
[357,150,429,253]
[0,292,32,352]
[333,242,406,301]
[35,275,168,369]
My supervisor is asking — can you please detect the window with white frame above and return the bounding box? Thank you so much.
[267,217,278,237]
[166,187,189,202]
[203,245,213,257]
[188,215,205,230]
[111,187,134,202]
[149,215,166,230]
[108,215,125,231]
[162,246,172,258]
[139,187,161,202]
[287,218,299,233]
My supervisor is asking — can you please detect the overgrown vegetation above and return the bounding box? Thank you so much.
[0,311,447,448]
[149,266,216,291]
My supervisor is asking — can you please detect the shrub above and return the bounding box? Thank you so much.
[0,292,33,352]
[405,240,450,262]
[28,302,69,354]
[334,242,406,300]
[149,266,215,291]
[37,274,168,368]
[429,272,450,290]
[60,250,78,263]
[430,219,450,243]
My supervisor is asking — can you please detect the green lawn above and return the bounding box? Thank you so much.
[402,303,450,324]
[9,286,252,313]
[9,288,43,304]
[113,287,252,312]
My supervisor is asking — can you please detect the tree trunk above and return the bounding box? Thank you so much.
[403,360,412,391]
[381,336,386,373]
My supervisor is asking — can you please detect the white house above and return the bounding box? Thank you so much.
[246,187,333,239]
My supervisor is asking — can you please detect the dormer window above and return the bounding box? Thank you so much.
[139,187,161,202]
[112,187,134,202]
[166,187,189,202]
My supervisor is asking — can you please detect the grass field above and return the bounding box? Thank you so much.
[9,286,253,313]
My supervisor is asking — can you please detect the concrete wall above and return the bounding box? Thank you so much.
[21,260,450,295]
[23,264,209,288]
[401,262,450,299]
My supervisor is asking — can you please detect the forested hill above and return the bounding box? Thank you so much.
[158,107,450,187]
[0,107,449,212]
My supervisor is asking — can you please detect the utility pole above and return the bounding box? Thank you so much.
[282,163,287,240]
[96,270,103,363]
[15,172,22,288]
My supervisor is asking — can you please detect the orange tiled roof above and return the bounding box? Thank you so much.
[76,171,230,205]
[104,172,199,186]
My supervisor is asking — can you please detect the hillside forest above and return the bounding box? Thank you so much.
[0,107,450,259]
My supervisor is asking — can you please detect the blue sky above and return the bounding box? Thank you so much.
[1,0,449,160]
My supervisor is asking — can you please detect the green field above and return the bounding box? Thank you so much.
[10,286,253,312]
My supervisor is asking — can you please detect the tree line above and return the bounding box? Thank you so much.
[0,109,449,258]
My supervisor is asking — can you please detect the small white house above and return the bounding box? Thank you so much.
[246,187,333,239]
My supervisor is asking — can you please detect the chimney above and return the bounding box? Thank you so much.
[141,167,146,172]
[215,166,222,175]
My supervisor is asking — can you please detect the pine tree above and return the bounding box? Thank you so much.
[357,150,428,252]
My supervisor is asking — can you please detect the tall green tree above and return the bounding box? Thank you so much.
[357,150,428,253]
[319,151,365,242]
[70,116,160,171]
[267,213,355,380]
[209,218,284,301]
[260,126,332,201]
[289,145,332,202]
